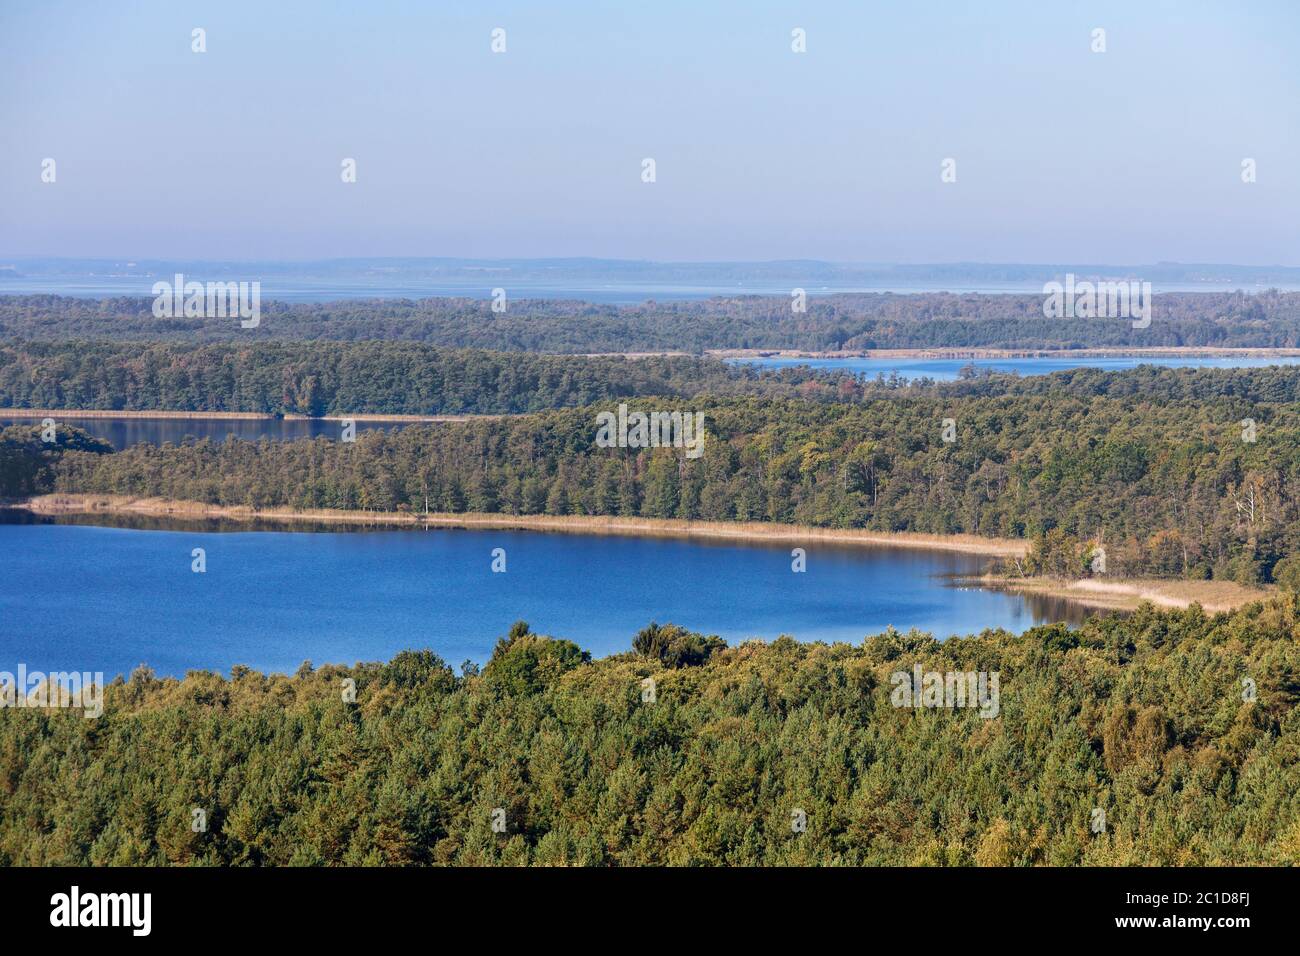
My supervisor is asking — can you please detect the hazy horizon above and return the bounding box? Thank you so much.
[5,255,1300,269]
[2,1,1297,264]
[5,255,1300,302]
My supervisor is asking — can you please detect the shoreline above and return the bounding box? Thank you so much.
[708,346,1300,360]
[9,496,1270,612]
[966,574,1270,613]
[8,494,1028,556]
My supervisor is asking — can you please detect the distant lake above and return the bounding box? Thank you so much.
[733,354,1300,382]
[0,519,1093,678]
[0,416,407,449]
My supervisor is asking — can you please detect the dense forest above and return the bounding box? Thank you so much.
[0,341,853,416]
[0,423,110,497]
[8,364,1300,585]
[2,290,1298,351]
[6,294,1300,869]
[10,340,1300,419]
[2,598,1298,865]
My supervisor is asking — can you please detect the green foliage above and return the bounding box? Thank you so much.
[0,341,852,416]
[484,622,590,695]
[632,622,726,668]
[1026,529,1095,578]
[1271,556,1300,592]
[4,290,1300,351]
[0,423,110,497]
[24,366,1300,583]
[2,599,1299,866]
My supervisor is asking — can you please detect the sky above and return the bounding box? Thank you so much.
[1,0,1297,264]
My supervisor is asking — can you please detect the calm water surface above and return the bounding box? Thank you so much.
[0,519,1091,679]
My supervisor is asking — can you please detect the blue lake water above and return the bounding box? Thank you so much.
[0,520,1082,679]
[733,354,1300,382]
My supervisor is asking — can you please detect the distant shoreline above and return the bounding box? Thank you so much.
[8,494,1029,556]
[709,346,1300,360]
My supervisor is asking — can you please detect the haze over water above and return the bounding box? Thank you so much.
[5,257,1300,303]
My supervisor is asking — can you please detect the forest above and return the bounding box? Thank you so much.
[9,340,1300,418]
[0,341,848,416]
[7,363,1300,585]
[2,289,1298,351]
[2,598,1298,865]
[5,295,1300,870]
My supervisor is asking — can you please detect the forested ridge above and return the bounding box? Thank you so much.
[9,341,1300,418]
[3,600,1298,865]
[8,363,1300,585]
[0,341,849,416]
[3,290,1298,351]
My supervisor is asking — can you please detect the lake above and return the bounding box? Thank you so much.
[0,518,1090,679]
[733,354,1300,382]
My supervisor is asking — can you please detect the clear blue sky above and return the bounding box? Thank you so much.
[1,0,1296,263]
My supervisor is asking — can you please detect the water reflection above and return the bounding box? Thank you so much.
[1,506,1124,679]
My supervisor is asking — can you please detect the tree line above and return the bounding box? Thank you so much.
[10,341,1300,419]
[9,364,1300,584]
[2,597,1297,865]
[0,341,853,416]
[3,289,1298,351]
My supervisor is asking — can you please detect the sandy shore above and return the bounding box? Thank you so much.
[969,574,1270,613]
[10,494,1028,556]
[581,351,693,359]
[0,409,502,423]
